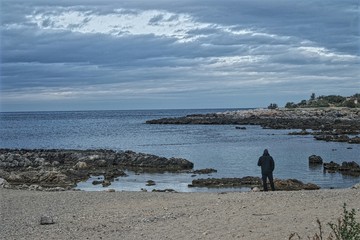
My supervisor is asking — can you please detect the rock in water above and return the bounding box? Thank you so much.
[309,155,323,164]
[146,180,156,186]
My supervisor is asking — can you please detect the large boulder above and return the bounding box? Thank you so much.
[274,179,320,191]
[74,161,88,170]
[309,155,323,164]
[189,177,262,188]
[338,161,360,176]
[38,171,70,186]
[114,151,194,170]
[5,170,72,187]
[323,161,340,171]
[0,178,9,188]
[96,160,108,167]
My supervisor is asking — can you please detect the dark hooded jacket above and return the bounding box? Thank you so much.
[257,149,275,174]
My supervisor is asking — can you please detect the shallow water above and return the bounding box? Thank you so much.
[1,109,359,192]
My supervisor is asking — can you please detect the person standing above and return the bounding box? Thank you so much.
[257,149,275,191]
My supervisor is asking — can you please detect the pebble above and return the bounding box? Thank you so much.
[40,215,55,225]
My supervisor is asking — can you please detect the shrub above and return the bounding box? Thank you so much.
[285,102,297,108]
[343,100,356,108]
[289,203,360,240]
[328,203,360,240]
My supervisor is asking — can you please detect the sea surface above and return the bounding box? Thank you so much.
[1,109,359,192]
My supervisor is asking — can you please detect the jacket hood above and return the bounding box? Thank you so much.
[263,149,270,156]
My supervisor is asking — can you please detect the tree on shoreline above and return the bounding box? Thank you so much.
[284,93,360,109]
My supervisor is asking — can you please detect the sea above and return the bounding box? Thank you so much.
[1,109,359,192]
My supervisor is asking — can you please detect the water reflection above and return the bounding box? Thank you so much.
[308,164,323,171]
[75,171,251,193]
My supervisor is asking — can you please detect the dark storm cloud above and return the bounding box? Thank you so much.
[1,0,359,111]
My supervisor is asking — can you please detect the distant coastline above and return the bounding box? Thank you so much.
[146,107,360,144]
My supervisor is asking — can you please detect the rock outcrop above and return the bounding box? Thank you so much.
[0,149,194,190]
[192,168,218,174]
[323,161,360,176]
[188,176,320,191]
[309,155,323,164]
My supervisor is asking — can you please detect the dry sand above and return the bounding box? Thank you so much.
[1,188,360,240]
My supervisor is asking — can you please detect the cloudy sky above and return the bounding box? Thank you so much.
[1,0,359,111]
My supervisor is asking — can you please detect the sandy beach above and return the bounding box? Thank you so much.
[1,188,360,240]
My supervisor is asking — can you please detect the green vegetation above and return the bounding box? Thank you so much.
[289,203,360,240]
[285,93,360,109]
[267,103,278,109]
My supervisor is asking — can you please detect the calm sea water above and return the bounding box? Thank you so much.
[1,109,359,192]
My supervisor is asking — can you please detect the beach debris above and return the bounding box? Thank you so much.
[40,215,55,225]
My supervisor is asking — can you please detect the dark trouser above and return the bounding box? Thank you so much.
[262,173,275,191]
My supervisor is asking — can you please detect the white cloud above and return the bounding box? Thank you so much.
[297,46,357,62]
[26,9,214,42]
[1,1,359,111]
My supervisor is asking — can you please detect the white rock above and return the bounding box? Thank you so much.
[52,161,60,167]
[74,161,87,170]
[0,178,9,188]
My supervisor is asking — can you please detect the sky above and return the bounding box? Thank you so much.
[1,0,359,112]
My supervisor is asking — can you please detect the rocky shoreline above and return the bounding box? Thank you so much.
[0,149,333,192]
[0,149,193,191]
[146,108,360,144]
